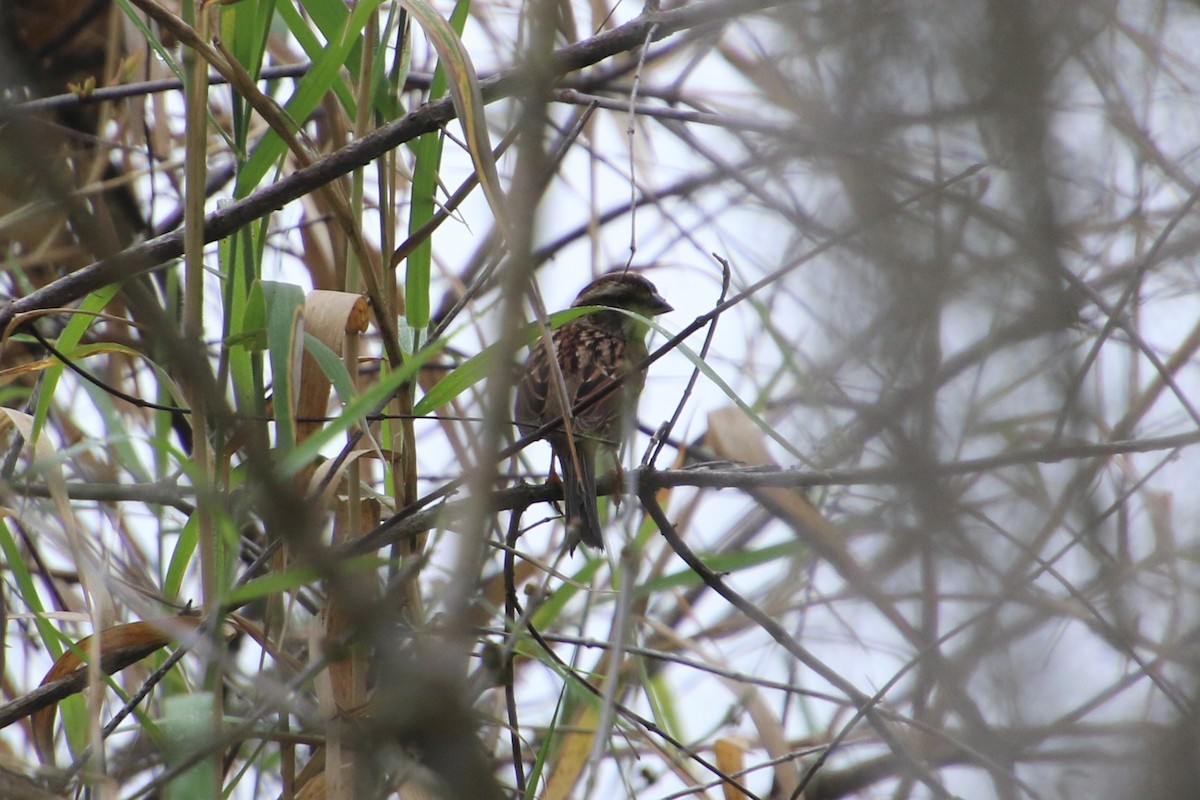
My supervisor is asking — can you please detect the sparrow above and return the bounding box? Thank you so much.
[514,270,673,551]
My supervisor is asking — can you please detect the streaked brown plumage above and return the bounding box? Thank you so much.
[514,271,673,551]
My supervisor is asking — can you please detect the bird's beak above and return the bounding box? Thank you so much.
[651,293,673,315]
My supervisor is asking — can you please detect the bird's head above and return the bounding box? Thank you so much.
[571,270,673,320]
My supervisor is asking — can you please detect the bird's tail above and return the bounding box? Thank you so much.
[562,449,604,552]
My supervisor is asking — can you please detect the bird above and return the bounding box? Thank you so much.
[514,270,674,552]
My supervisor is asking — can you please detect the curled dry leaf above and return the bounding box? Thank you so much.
[31,615,206,765]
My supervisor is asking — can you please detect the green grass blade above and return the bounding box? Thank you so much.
[261,281,307,453]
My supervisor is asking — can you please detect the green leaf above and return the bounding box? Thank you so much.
[303,332,358,405]
[225,555,385,606]
[405,128,440,330]
[163,514,198,605]
[279,338,448,477]
[31,284,122,444]
[225,564,321,606]
[160,694,219,799]
[220,209,269,422]
[530,555,604,630]
[666,330,805,462]
[0,518,62,659]
[522,686,563,800]
[413,307,598,416]
[639,538,810,594]
[261,281,306,452]
[412,331,510,417]
[403,0,471,330]
[220,0,276,83]
[239,0,387,194]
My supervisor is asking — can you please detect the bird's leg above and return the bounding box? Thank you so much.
[609,450,624,510]
[547,455,564,513]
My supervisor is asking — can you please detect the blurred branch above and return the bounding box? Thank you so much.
[10,424,1191,543]
[346,423,1200,556]
[10,62,380,112]
[7,481,194,510]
